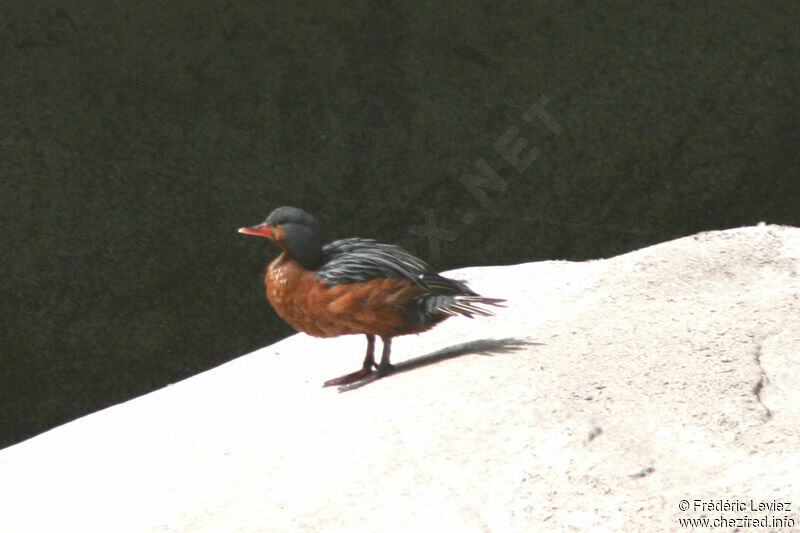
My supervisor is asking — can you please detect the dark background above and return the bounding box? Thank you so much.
[2,1,798,449]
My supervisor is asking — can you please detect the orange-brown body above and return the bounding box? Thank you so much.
[266,251,436,338]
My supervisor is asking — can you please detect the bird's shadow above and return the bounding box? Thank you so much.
[338,337,543,392]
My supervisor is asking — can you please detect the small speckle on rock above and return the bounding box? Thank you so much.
[587,426,602,442]
[629,466,655,479]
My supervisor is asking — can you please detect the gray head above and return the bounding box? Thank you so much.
[264,206,317,228]
[238,206,323,269]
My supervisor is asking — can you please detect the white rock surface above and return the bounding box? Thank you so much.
[1,224,799,532]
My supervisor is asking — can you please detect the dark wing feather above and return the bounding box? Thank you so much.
[317,238,470,293]
[317,238,505,323]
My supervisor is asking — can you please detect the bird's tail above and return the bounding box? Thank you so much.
[435,295,506,318]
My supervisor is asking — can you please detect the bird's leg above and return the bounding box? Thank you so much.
[375,336,395,377]
[322,334,376,387]
[364,333,378,370]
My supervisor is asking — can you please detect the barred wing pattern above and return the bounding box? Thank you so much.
[317,238,505,322]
